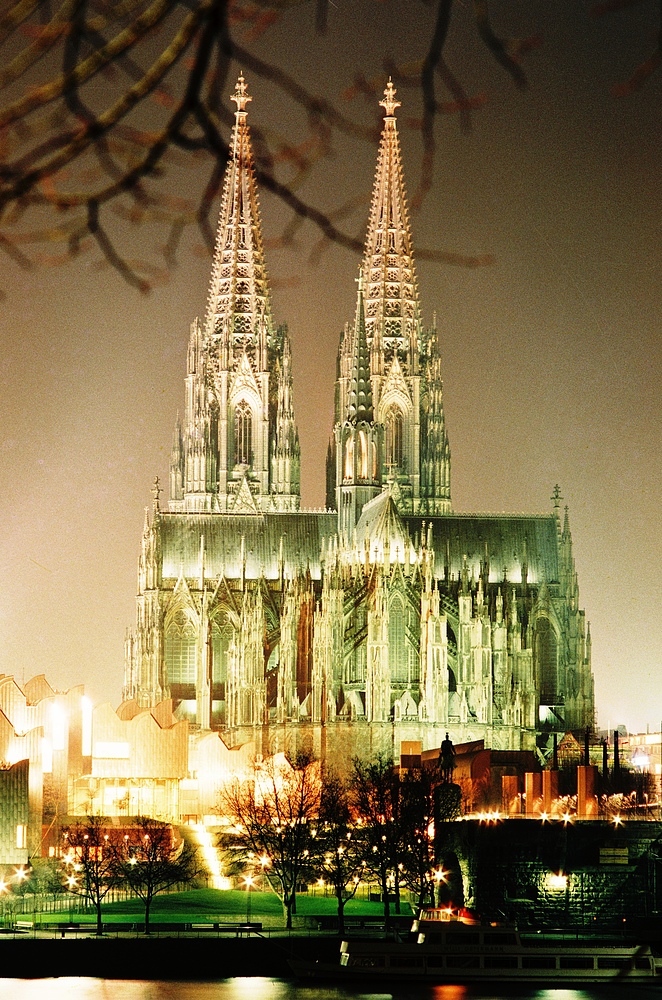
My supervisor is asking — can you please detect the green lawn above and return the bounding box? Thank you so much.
[34,888,412,925]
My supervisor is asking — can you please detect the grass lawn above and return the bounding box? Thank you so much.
[35,889,413,925]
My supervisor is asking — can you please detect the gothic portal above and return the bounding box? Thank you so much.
[123,78,595,762]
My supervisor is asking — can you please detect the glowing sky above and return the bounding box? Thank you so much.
[0,2,660,732]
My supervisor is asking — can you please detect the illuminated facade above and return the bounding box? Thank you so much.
[123,78,595,762]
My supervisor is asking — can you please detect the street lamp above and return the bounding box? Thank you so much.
[242,874,255,924]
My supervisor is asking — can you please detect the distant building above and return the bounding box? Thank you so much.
[0,759,29,867]
[122,77,594,767]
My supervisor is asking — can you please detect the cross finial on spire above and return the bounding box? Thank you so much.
[152,476,162,511]
[231,73,252,114]
[380,78,400,118]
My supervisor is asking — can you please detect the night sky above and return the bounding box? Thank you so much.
[0,2,660,733]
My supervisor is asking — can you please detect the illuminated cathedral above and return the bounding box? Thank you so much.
[122,77,594,760]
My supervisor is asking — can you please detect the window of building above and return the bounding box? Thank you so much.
[234,400,253,466]
[385,405,404,470]
[344,436,354,481]
[358,430,368,480]
[535,617,558,705]
[389,594,407,684]
[165,612,197,685]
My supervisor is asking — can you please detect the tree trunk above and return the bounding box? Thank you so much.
[336,890,346,937]
[380,865,390,929]
[144,894,151,935]
[95,901,103,936]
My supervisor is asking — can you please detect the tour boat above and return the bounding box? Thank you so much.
[291,907,661,983]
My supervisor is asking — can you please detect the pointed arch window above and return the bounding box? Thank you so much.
[344,436,354,481]
[535,617,558,705]
[385,405,404,470]
[165,611,197,685]
[388,594,407,684]
[234,400,253,466]
[358,430,368,480]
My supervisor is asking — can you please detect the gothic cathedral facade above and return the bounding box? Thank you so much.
[123,78,595,761]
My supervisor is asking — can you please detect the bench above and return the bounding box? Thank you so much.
[15,921,34,931]
[216,922,263,936]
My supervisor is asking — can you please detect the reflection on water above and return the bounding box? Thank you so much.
[0,982,658,1000]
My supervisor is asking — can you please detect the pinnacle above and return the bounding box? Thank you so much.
[347,269,373,424]
[231,73,252,114]
[361,81,420,358]
[204,74,272,355]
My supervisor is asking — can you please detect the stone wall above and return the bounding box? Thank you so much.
[435,818,662,929]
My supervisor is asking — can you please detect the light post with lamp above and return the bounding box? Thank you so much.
[432,867,448,907]
[242,874,255,925]
[0,878,8,928]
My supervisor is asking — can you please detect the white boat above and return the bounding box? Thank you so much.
[291,907,661,983]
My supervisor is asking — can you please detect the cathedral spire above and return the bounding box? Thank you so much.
[347,271,373,424]
[204,74,272,360]
[362,79,421,368]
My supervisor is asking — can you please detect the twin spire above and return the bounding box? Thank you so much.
[362,78,421,365]
[204,74,272,357]
[173,75,447,519]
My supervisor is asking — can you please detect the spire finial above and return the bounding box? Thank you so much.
[380,78,400,118]
[152,476,162,511]
[231,73,252,114]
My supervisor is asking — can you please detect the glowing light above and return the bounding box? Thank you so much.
[546,872,568,891]
[13,866,28,882]
[613,814,623,826]
[191,823,230,890]
[433,868,447,883]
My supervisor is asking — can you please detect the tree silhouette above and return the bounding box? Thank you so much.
[117,817,201,933]
[1,1,656,292]
[220,751,321,929]
[0,0,546,291]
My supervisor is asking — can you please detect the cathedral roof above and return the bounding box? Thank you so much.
[160,511,337,582]
[158,508,559,587]
[354,489,415,563]
[404,513,560,586]
[203,75,272,348]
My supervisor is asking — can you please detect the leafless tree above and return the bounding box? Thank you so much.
[313,770,365,935]
[0,0,552,293]
[117,817,201,933]
[221,750,321,929]
[350,752,405,929]
[61,814,122,935]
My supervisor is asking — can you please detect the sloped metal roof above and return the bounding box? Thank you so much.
[159,508,560,587]
[160,511,337,582]
[404,513,560,585]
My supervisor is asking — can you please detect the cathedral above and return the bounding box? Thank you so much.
[122,77,595,762]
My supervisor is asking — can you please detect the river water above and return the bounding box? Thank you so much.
[0,982,660,1000]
